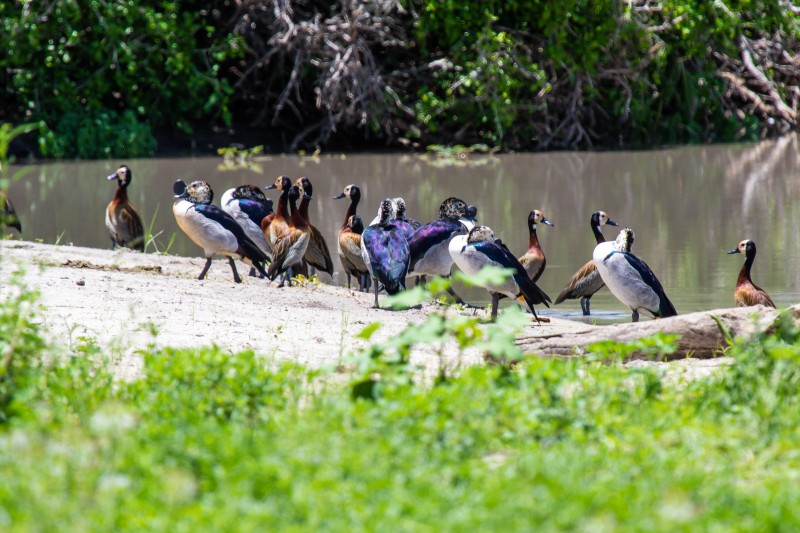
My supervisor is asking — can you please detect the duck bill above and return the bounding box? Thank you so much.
[304,193,313,200]
[106,173,117,181]
[727,248,741,255]
[541,217,554,227]
[606,218,619,227]
[333,193,345,199]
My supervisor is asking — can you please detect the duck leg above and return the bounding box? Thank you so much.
[631,310,640,323]
[346,273,352,289]
[198,257,213,280]
[490,293,500,320]
[249,267,257,277]
[580,297,591,316]
[228,257,242,283]
[373,277,380,308]
[446,286,467,306]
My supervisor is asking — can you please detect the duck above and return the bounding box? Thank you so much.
[449,225,551,320]
[221,184,274,276]
[407,197,477,304]
[727,239,775,308]
[593,228,677,322]
[1,191,21,233]
[518,209,554,283]
[262,175,293,252]
[105,165,144,251]
[334,184,370,291]
[267,185,311,286]
[554,210,619,315]
[173,179,268,282]
[294,177,335,278]
[361,198,411,308]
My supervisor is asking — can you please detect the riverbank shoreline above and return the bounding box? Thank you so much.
[1,240,732,381]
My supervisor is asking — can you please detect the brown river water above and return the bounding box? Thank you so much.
[5,135,800,322]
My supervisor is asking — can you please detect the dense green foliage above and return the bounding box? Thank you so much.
[0,1,240,158]
[2,1,798,156]
[1,1,798,156]
[3,271,800,529]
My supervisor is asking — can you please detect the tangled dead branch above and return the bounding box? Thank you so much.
[229,0,411,150]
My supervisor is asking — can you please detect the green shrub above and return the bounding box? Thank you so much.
[39,109,157,159]
[0,1,241,157]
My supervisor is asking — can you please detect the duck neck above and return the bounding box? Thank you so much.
[298,196,311,223]
[591,221,605,244]
[289,198,306,228]
[528,222,541,251]
[114,183,129,203]
[738,252,755,286]
[276,188,290,219]
[343,194,359,228]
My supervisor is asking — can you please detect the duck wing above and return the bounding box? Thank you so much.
[613,251,677,318]
[471,241,551,306]
[408,218,462,270]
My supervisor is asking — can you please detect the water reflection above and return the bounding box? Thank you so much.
[6,135,800,318]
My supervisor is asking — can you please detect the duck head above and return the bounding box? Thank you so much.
[266,175,292,191]
[287,185,302,204]
[295,177,313,199]
[174,180,213,205]
[439,197,469,220]
[392,197,407,220]
[333,184,361,201]
[374,198,393,225]
[107,165,132,187]
[728,239,756,257]
[348,214,365,234]
[467,225,496,244]
[591,210,618,228]
[529,209,554,227]
[232,184,267,203]
[614,228,635,253]
[294,180,313,201]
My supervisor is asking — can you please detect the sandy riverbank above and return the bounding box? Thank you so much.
[0,240,730,381]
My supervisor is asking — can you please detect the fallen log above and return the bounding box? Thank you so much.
[516,305,796,360]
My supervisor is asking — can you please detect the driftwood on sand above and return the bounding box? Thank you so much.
[517,305,796,361]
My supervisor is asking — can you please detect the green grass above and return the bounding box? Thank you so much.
[3,271,800,530]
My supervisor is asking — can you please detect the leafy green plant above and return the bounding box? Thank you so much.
[38,109,157,159]
[0,1,241,158]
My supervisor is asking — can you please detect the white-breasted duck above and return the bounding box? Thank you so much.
[173,179,268,282]
[295,177,335,278]
[593,228,677,322]
[221,184,274,276]
[1,191,21,234]
[105,165,144,251]
[407,196,477,304]
[334,184,370,291]
[361,198,411,308]
[449,225,551,320]
[266,185,311,286]
[554,210,619,315]
[727,239,775,308]
[518,209,554,283]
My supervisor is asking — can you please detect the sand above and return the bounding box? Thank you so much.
[0,241,730,381]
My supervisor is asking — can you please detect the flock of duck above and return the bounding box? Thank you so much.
[3,164,777,322]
